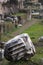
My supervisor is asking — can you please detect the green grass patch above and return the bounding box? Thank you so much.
[31,47,43,63]
[24,22,43,42]
[13,13,26,16]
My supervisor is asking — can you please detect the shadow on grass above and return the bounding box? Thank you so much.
[2,59,27,65]
[2,59,39,65]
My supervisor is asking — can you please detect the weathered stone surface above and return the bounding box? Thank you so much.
[4,33,36,61]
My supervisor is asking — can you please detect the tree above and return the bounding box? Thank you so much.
[24,0,33,7]
[9,0,18,5]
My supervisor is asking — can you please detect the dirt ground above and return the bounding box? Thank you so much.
[11,19,38,37]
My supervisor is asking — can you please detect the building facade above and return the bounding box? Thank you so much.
[30,0,38,3]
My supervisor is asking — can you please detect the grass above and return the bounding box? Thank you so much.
[1,27,20,42]
[13,13,26,16]
[31,47,43,63]
[2,47,43,65]
[13,13,26,20]
[1,19,43,65]
[23,21,43,64]
[24,22,43,42]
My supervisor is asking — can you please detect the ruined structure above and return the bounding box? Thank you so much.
[30,0,38,3]
[4,33,36,61]
[18,0,25,9]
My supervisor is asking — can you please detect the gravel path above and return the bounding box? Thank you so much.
[11,19,37,37]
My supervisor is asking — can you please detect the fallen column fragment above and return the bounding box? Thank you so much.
[4,33,36,61]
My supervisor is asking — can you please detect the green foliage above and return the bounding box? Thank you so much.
[24,0,33,7]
